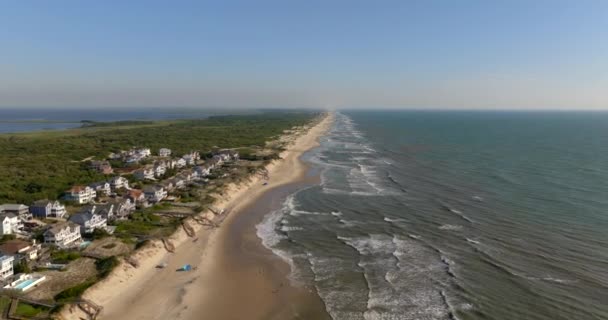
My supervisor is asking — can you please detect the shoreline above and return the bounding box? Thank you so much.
[61,112,334,319]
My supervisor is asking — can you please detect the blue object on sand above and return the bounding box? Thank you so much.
[178,264,192,271]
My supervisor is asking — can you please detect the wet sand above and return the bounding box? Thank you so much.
[185,180,332,320]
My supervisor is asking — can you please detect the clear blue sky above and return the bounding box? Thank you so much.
[1,0,608,109]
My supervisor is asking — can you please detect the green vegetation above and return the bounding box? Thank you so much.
[0,234,16,243]
[50,250,81,264]
[54,279,96,301]
[95,256,119,279]
[14,260,31,274]
[0,296,11,315]
[114,212,181,241]
[0,111,316,203]
[90,228,110,240]
[14,302,49,318]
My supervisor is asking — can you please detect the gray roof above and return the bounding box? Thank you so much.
[45,222,79,235]
[0,204,28,211]
[31,200,53,207]
[0,212,17,219]
[69,212,97,225]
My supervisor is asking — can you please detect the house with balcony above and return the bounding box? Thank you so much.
[126,189,146,205]
[108,198,135,219]
[134,167,155,180]
[175,158,187,169]
[0,213,23,235]
[154,162,167,177]
[143,185,167,203]
[0,240,40,261]
[0,204,31,220]
[0,255,14,280]
[43,222,82,247]
[89,160,113,174]
[89,181,112,196]
[109,176,130,190]
[29,200,67,219]
[159,148,172,157]
[195,165,211,177]
[69,211,107,234]
[136,148,151,157]
[64,186,97,204]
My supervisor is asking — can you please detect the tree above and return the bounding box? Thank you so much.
[14,260,31,274]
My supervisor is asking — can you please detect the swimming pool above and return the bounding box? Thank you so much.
[14,278,36,290]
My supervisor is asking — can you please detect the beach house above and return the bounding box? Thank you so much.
[69,211,107,234]
[108,198,135,219]
[137,148,151,157]
[126,189,146,205]
[89,181,112,196]
[0,213,23,235]
[89,160,113,174]
[154,162,167,177]
[159,148,172,157]
[175,158,187,169]
[194,165,211,177]
[43,222,82,247]
[0,255,14,279]
[0,204,30,220]
[143,185,167,203]
[64,186,97,204]
[109,176,130,190]
[0,240,40,261]
[29,200,67,219]
[134,167,155,180]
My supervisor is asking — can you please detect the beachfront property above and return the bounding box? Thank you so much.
[64,185,97,204]
[0,240,40,261]
[181,151,200,166]
[175,158,187,169]
[107,198,135,219]
[69,210,108,234]
[79,203,116,221]
[170,177,185,189]
[194,165,211,177]
[120,147,152,164]
[134,167,155,180]
[137,148,152,157]
[159,148,172,157]
[3,273,46,292]
[89,181,112,196]
[160,180,174,192]
[0,255,14,279]
[0,204,31,219]
[29,200,67,219]
[0,213,24,235]
[89,160,114,174]
[44,222,82,247]
[154,161,167,177]
[216,149,239,162]
[143,185,167,203]
[126,189,146,204]
[109,176,130,190]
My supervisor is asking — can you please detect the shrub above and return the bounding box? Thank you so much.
[54,280,96,301]
[95,256,119,279]
[50,250,81,264]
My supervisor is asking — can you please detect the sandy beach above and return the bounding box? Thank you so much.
[60,112,333,320]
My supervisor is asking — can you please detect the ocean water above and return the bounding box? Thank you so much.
[257,111,608,320]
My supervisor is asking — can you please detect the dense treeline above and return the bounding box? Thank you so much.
[0,111,318,203]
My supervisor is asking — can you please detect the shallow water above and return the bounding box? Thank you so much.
[257,111,608,320]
